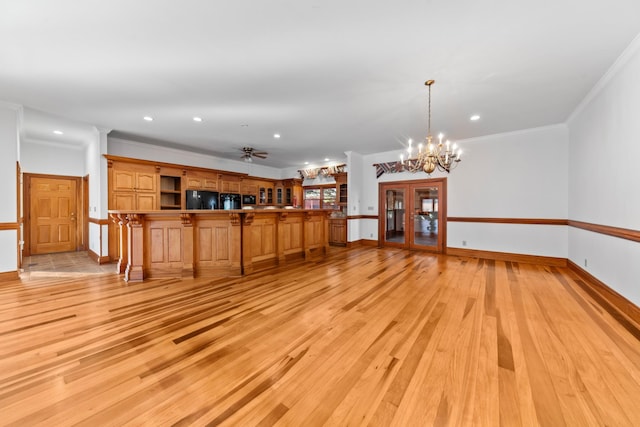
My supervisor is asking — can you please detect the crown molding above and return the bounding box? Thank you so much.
[567,32,640,124]
[0,100,23,111]
[93,126,112,135]
[453,123,568,146]
[21,137,86,151]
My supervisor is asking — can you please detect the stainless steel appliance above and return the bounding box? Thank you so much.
[186,190,219,210]
[219,193,241,210]
[242,194,256,205]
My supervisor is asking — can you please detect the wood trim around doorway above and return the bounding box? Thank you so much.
[23,173,85,256]
[17,161,22,269]
[83,175,89,251]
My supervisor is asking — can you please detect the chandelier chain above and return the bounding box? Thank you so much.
[427,81,432,138]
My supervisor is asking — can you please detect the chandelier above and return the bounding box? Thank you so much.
[400,80,462,174]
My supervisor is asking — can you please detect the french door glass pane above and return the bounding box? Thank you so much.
[385,189,405,244]
[413,186,438,247]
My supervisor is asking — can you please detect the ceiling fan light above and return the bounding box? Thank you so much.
[241,146,268,161]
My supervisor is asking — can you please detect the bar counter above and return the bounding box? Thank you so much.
[109,209,331,282]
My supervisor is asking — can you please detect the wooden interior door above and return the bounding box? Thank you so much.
[30,176,78,254]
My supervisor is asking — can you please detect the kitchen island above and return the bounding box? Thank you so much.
[109,209,330,282]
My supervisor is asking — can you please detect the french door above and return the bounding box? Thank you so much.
[378,178,446,252]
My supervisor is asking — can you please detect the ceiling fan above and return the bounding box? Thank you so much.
[240,147,268,162]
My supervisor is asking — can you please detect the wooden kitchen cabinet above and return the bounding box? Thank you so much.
[109,162,159,210]
[185,171,218,191]
[112,166,157,193]
[282,178,303,207]
[219,174,242,193]
[329,218,347,246]
[241,179,259,196]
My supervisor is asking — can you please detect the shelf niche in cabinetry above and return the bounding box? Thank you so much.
[334,172,348,205]
[339,183,347,204]
[160,175,182,210]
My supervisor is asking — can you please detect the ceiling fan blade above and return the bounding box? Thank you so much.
[238,147,268,160]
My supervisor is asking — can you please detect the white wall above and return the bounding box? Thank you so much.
[85,128,109,257]
[85,129,106,216]
[346,151,363,242]
[0,103,19,273]
[446,125,569,219]
[108,137,284,180]
[567,34,640,306]
[20,139,86,176]
[354,125,569,257]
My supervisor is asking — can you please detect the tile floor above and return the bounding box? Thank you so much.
[21,251,116,278]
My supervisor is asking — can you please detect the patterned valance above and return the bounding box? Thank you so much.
[373,161,404,178]
[298,164,346,180]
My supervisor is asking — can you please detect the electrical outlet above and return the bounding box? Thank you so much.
[368,206,374,211]
[584,258,588,267]
[370,233,373,238]
[462,240,467,246]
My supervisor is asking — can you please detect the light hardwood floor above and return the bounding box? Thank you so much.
[1,247,639,426]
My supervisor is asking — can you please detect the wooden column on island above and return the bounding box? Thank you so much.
[110,213,129,274]
[125,214,144,282]
[241,212,255,275]
[180,213,194,278]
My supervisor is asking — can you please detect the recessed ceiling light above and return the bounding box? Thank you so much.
[324,158,330,162]
[470,115,480,121]
[143,116,154,122]
[304,161,309,165]
[273,133,281,139]
[53,130,64,135]
[193,117,202,122]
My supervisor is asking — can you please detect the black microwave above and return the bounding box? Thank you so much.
[242,194,256,205]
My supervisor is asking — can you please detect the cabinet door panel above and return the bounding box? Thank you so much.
[137,173,157,192]
[113,192,135,210]
[203,178,218,190]
[186,177,202,189]
[221,181,241,193]
[242,183,258,195]
[137,193,157,210]
[113,170,136,191]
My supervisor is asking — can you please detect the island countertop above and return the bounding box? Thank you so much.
[109,209,332,282]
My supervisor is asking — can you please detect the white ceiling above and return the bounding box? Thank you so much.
[2,0,640,168]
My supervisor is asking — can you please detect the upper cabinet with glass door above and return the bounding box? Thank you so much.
[322,187,337,209]
[304,188,321,209]
[302,172,347,211]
